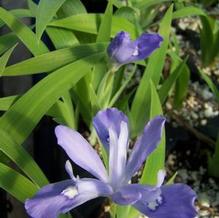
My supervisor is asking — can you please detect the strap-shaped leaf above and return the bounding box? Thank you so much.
[130,5,173,136]
[0,162,38,202]
[198,68,219,102]
[140,81,165,185]
[49,14,137,38]
[0,9,32,28]
[58,0,86,17]
[36,0,66,40]
[159,57,188,104]
[0,48,105,148]
[0,129,48,187]
[0,44,17,76]
[3,43,106,76]
[96,0,112,42]
[173,6,206,19]
[0,7,48,55]
[0,33,18,55]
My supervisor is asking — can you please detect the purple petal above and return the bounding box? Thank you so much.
[112,188,142,205]
[55,125,108,182]
[108,121,129,188]
[112,184,154,205]
[107,31,136,64]
[25,180,75,218]
[107,32,163,65]
[125,116,166,182]
[65,160,77,181]
[25,178,113,218]
[134,184,197,218]
[132,33,163,61]
[93,108,129,151]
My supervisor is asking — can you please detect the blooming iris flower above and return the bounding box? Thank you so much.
[107,31,163,67]
[25,108,197,218]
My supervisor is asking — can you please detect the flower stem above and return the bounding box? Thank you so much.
[110,203,117,218]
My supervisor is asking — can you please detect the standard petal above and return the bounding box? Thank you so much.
[55,125,108,182]
[107,31,129,57]
[93,108,129,151]
[25,178,113,218]
[131,33,163,62]
[125,116,166,181]
[107,31,136,64]
[134,184,197,218]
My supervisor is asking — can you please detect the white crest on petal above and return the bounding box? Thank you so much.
[147,195,163,211]
[132,46,139,56]
[157,169,166,187]
[61,186,78,199]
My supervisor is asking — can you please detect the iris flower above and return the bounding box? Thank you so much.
[107,31,163,67]
[25,108,197,218]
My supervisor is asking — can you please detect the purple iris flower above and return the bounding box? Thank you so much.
[107,31,163,66]
[25,108,197,218]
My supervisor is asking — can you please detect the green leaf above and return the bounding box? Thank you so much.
[49,14,137,38]
[36,0,66,40]
[58,0,86,17]
[200,16,215,66]
[0,9,32,28]
[130,5,173,136]
[158,57,188,104]
[46,27,79,49]
[173,6,206,19]
[140,81,165,185]
[96,0,112,42]
[27,0,37,16]
[0,50,104,188]
[0,47,105,148]
[198,68,219,102]
[109,65,136,107]
[115,6,137,23]
[166,172,177,185]
[3,43,106,76]
[0,96,19,111]
[208,134,219,178]
[0,129,48,187]
[173,65,190,109]
[136,0,171,9]
[0,162,38,202]
[0,7,48,55]
[0,95,75,126]
[0,44,17,76]
[0,33,18,55]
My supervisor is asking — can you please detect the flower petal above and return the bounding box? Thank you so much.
[108,121,129,188]
[93,108,128,151]
[112,184,154,205]
[25,180,75,218]
[134,184,197,218]
[107,31,136,64]
[25,178,113,218]
[125,116,166,181]
[132,33,163,61]
[107,32,163,65]
[112,188,142,205]
[55,125,108,182]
